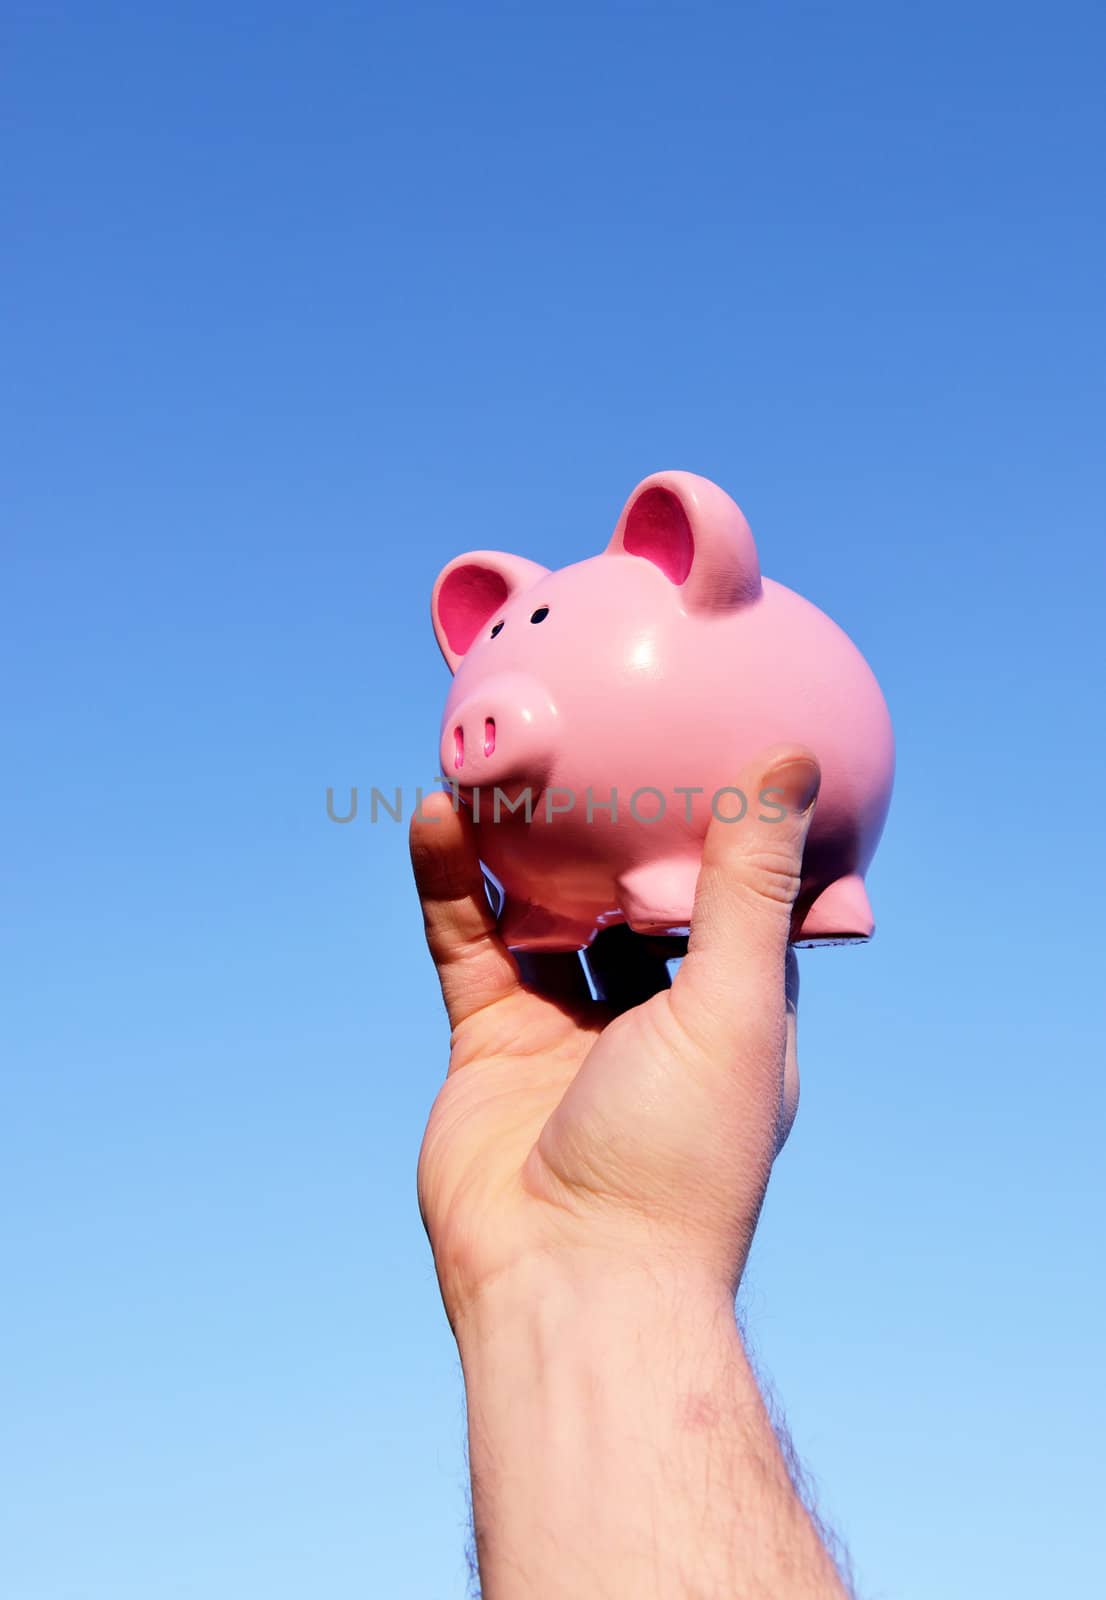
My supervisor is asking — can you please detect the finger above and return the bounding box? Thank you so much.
[670,745,820,1063]
[409,789,521,1028]
[584,924,676,1013]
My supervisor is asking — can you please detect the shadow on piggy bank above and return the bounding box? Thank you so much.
[430,470,894,954]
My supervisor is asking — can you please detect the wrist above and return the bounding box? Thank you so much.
[451,1244,738,1364]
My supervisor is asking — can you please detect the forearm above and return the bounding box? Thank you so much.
[455,1253,849,1600]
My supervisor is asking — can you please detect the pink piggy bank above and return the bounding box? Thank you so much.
[431,471,894,953]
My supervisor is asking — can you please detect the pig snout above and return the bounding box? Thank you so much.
[440,672,557,788]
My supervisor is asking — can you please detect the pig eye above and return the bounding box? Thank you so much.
[489,621,504,638]
[530,606,550,624]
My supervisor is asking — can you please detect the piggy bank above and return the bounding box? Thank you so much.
[430,471,893,953]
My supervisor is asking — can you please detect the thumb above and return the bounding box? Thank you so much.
[669,746,820,1066]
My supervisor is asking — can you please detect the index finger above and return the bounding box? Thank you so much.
[409,789,522,1029]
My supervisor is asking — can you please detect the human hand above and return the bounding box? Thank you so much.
[410,744,819,1332]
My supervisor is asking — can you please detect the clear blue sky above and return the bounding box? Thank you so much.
[2,4,1103,1596]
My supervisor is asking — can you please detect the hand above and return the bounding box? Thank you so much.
[410,746,851,1599]
[410,744,818,1332]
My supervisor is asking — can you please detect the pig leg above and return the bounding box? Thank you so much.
[615,857,701,937]
[497,896,596,953]
[793,872,874,945]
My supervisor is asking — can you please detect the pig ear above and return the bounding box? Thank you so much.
[431,550,550,672]
[606,471,762,610]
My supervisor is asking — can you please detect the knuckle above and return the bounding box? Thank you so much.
[739,843,803,909]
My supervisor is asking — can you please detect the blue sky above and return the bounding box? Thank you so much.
[2,3,1103,1596]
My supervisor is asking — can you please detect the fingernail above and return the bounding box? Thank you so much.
[764,755,821,815]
